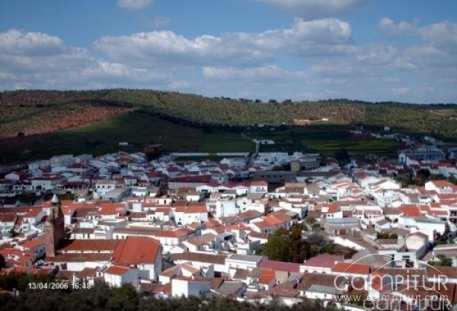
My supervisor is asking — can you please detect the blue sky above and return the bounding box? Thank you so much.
[1,0,456,103]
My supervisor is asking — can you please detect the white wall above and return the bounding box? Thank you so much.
[171,279,210,297]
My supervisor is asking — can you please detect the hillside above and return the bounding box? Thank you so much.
[0,89,456,163]
[1,89,456,137]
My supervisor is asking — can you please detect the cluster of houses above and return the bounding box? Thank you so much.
[0,146,457,310]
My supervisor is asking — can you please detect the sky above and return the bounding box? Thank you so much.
[0,0,456,103]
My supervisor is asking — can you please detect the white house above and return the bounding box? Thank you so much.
[153,229,189,253]
[412,217,447,241]
[225,254,264,274]
[173,205,208,226]
[95,180,117,196]
[425,180,455,194]
[104,265,139,287]
[405,232,429,259]
[112,236,163,281]
[171,277,211,297]
[159,262,207,284]
[250,181,268,194]
[30,176,64,191]
[211,200,238,218]
[301,253,344,274]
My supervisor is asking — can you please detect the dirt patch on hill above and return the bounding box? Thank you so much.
[0,105,131,138]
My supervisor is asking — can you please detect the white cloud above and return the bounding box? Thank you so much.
[139,15,171,27]
[94,18,353,68]
[0,29,91,75]
[117,0,153,10]
[0,29,64,56]
[377,18,457,70]
[418,22,457,53]
[167,80,191,90]
[202,65,307,81]
[392,87,410,95]
[1,14,457,104]
[255,0,368,20]
[0,29,172,90]
[253,18,354,55]
[356,44,397,66]
[378,17,419,36]
[379,18,457,53]
[94,31,264,66]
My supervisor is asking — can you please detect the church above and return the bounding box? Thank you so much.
[44,194,162,282]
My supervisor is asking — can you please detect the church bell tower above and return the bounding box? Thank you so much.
[44,194,65,257]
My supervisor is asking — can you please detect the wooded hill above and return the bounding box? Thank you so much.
[1,89,456,140]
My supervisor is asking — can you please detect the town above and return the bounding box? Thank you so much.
[0,135,456,310]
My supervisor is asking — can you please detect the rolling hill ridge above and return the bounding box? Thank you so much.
[1,89,456,139]
[0,89,456,164]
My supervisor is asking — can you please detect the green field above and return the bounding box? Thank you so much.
[0,110,256,163]
[300,138,400,156]
[245,124,400,156]
[0,110,402,163]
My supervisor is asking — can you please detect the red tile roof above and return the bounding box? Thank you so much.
[61,240,119,252]
[98,203,126,215]
[0,214,17,222]
[174,204,207,214]
[105,265,130,276]
[45,253,111,262]
[22,238,45,249]
[112,236,161,265]
[251,180,268,186]
[333,262,371,275]
[168,175,212,183]
[259,270,276,285]
[400,205,422,217]
[304,253,344,268]
[24,208,43,218]
[61,207,75,216]
[260,260,300,273]
[203,220,221,228]
[154,229,189,238]
[187,205,207,213]
[430,180,452,188]
[263,215,289,226]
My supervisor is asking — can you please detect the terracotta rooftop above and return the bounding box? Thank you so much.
[186,233,216,246]
[429,180,452,188]
[154,229,189,238]
[60,240,119,252]
[400,205,422,217]
[333,262,371,275]
[112,236,161,265]
[46,253,112,262]
[298,273,343,290]
[0,214,17,222]
[265,280,300,298]
[105,265,130,276]
[259,260,301,273]
[304,253,344,269]
[259,269,276,285]
[22,237,45,249]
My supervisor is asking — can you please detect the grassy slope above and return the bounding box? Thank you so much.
[100,89,366,126]
[0,110,255,163]
[247,124,401,156]
[99,90,457,140]
[0,89,456,163]
[1,89,456,139]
